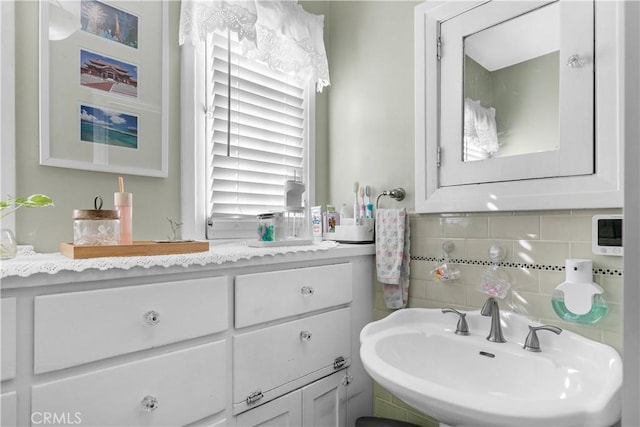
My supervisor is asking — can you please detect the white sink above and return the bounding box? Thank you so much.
[360,308,622,426]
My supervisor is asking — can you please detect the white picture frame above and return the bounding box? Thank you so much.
[39,0,168,178]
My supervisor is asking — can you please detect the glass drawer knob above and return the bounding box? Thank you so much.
[300,330,312,341]
[300,286,314,295]
[143,310,160,326]
[141,395,159,412]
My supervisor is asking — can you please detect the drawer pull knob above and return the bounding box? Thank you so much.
[300,286,315,295]
[141,395,159,412]
[300,330,313,341]
[246,390,264,405]
[143,310,160,326]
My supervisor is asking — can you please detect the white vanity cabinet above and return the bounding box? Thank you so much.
[0,246,374,427]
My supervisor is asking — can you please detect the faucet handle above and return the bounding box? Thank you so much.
[441,308,470,336]
[523,325,562,352]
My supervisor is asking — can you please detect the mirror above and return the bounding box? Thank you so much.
[463,2,560,162]
[415,0,623,213]
[437,0,594,188]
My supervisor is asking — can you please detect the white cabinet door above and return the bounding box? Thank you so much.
[439,1,594,186]
[0,392,17,427]
[302,373,347,427]
[235,390,302,427]
[235,373,347,427]
[1,297,16,381]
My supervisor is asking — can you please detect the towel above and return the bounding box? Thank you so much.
[464,98,499,158]
[375,208,410,309]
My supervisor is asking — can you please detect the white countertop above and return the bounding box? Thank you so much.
[0,241,375,289]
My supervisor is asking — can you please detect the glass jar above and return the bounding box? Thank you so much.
[0,228,17,259]
[257,213,276,242]
[73,209,120,246]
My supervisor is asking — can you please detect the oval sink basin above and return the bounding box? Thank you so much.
[360,308,622,426]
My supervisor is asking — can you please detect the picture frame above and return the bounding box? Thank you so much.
[39,0,168,178]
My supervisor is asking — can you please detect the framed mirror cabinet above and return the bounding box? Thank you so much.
[414,0,624,213]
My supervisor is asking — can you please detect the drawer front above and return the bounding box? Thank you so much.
[32,341,226,427]
[1,298,16,381]
[34,276,228,373]
[233,307,351,406]
[235,263,352,328]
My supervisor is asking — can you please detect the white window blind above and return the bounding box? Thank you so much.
[205,30,308,239]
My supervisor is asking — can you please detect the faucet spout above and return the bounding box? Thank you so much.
[481,297,506,343]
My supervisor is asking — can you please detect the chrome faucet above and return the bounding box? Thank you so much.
[481,297,506,343]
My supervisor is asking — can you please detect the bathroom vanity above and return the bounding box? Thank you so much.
[0,244,374,426]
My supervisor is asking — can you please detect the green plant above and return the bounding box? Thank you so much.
[0,194,54,219]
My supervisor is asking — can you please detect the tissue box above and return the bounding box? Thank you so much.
[324,218,374,243]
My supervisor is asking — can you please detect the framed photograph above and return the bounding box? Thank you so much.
[80,49,138,98]
[39,0,168,177]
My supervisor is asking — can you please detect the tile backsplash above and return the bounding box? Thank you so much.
[372,209,623,426]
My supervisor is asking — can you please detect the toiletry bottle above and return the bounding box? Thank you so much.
[366,203,374,219]
[114,191,133,245]
[339,203,347,223]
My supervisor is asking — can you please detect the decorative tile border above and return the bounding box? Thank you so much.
[410,256,623,277]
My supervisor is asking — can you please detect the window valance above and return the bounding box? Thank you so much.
[179,0,330,92]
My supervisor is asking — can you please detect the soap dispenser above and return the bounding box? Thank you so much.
[551,259,608,324]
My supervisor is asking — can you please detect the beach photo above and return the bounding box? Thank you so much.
[80,49,138,97]
[81,0,139,48]
[80,104,138,149]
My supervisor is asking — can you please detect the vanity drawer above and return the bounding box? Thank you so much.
[1,298,16,381]
[32,341,226,427]
[233,307,351,413]
[34,276,228,373]
[235,263,352,328]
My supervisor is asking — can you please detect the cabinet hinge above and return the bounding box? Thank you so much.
[333,356,347,370]
[342,374,354,386]
[246,390,264,405]
[436,35,442,61]
[436,146,442,168]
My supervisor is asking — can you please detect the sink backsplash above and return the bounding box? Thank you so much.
[373,208,623,426]
[374,209,623,348]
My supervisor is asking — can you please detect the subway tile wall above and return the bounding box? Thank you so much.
[372,209,624,426]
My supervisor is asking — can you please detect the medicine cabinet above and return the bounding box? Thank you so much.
[414,0,624,213]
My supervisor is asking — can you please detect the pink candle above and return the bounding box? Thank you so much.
[115,177,133,245]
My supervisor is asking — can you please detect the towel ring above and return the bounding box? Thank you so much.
[375,188,406,209]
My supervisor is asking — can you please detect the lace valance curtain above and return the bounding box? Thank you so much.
[179,0,330,92]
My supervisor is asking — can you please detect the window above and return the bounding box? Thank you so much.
[182,29,315,241]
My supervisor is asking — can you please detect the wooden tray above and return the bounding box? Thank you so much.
[60,240,209,259]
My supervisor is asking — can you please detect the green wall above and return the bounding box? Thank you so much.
[13,0,182,252]
[11,0,417,252]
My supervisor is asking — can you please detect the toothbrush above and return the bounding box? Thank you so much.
[359,187,365,218]
[353,181,359,222]
[365,185,373,218]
